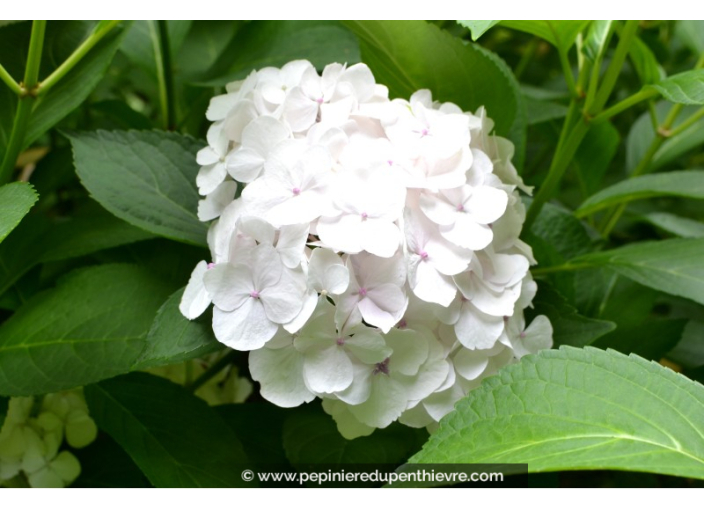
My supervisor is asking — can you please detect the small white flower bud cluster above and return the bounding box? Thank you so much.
[181,60,553,439]
[0,390,97,488]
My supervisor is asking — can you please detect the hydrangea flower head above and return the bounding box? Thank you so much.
[181,60,553,439]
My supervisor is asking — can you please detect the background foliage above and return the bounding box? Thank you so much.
[1,20,704,488]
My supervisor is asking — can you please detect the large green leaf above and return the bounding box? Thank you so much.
[629,37,665,85]
[639,212,704,238]
[530,283,616,347]
[568,238,704,306]
[0,21,126,160]
[0,264,174,396]
[133,288,220,370]
[84,372,250,488]
[648,70,704,105]
[576,170,704,217]
[582,20,613,62]
[343,21,519,136]
[457,20,500,41]
[72,434,151,488]
[68,130,207,247]
[120,20,192,76]
[627,102,704,173]
[0,207,155,298]
[201,21,361,86]
[410,346,704,479]
[0,182,38,243]
[500,21,589,52]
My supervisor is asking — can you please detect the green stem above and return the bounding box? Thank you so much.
[590,87,659,124]
[0,64,22,96]
[185,351,238,393]
[525,119,591,230]
[0,20,46,185]
[667,107,704,138]
[588,20,640,114]
[514,37,539,80]
[558,47,578,98]
[153,20,176,130]
[37,20,121,97]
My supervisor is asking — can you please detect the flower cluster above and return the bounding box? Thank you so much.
[181,60,553,439]
[0,390,97,488]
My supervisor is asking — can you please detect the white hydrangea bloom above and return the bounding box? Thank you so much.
[181,59,553,439]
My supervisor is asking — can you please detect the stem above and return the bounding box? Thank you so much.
[37,20,121,97]
[0,20,46,185]
[185,351,238,392]
[153,20,176,130]
[590,87,659,124]
[667,107,704,138]
[558,47,578,98]
[0,64,22,96]
[588,20,640,114]
[525,119,591,230]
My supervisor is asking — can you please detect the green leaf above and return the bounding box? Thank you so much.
[283,405,427,466]
[582,20,613,62]
[72,434,151,488]
[528,201,595,261]
[201,21,361,86]
[677,21,704,54]
[500,21,589,52]
[569,238,704,306]
[457,20,500,41]
[134,288,220,370]
[0,182,38,244]
[629,37,665,85]
[524,96,568,125]
[627,102,704,174]
[84,372,250,488]
[574,122,620,196]
[215,403,290,466]
[640,212,704,238]
[530,283,616,347]
[0,206,155,298]
[410,346,704,479]
[120,21,192,76]
[668,320,704,370]
[0,264,175,396]
[576,170,704,217]
[67,130,207,247]
[593,319,688,360]
[647,70,704,105]
[343,21,519,136]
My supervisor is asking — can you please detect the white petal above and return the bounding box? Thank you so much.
[226,147,265,183]
[284,290,319,334]
[411,261,457,307]
[359,219,401,258]
[309,248,349,295]
[203,263,252,312]
[179,261,211,320]
[316,214,363,254]
[277,223,309,268]
[212,300,277,350]
[453,348,490,381]
[385,328,429,376]
[196,162,227,196]
[250,344,316,407]
[260,267,306,324]
[303,345,354,394]
[454,304,505,350]
[348,375,407,429]
[344,329,391,364]
[198,181,238,222]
